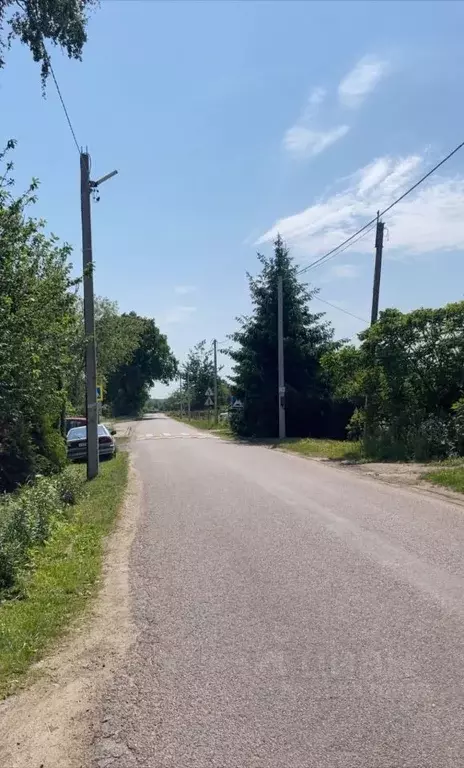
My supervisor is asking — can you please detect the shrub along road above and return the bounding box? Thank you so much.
[90,414,464,768]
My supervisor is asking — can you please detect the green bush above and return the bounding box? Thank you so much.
[346,408,365,442]
[452,398,464,455]
[0,467,85,598]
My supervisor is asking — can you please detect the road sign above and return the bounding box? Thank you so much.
[205,387,214,397]
[96,383,103,402]
[205,396,213,406]
[231,398,243,409]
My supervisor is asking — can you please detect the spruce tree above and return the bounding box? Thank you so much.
[229,235,335,437]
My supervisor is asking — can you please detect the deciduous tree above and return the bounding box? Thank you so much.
[0,0,96,83]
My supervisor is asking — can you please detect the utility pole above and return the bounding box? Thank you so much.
[277,275,286,439]
[365,213,385,443]
[213,339,218,425]
[370,212,385,326]
[80,151,117,480]
[179,372,184,416]
[186,368,191,420]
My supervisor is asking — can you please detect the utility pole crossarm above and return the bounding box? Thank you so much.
[91,169,118,188]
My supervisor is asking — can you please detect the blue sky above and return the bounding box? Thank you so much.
[3,0,464,395]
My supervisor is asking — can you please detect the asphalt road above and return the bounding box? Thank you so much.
[94,414,464,767]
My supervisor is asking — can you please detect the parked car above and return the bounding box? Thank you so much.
[65,416,87,433]
[67,424,116,462]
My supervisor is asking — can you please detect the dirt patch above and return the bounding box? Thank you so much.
[0,459,142,768]
[340,459,464,505]
[343,460,433,486]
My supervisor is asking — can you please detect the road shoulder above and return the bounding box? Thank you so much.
[0,458,142,768]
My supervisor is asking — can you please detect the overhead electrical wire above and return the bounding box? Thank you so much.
[312,295,368,324]
[47,55,81,153]
[297,138,464,276]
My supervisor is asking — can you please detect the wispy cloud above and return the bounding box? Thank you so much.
[338,55,389,109]
[283,56,390,159]
[284,125,349,158]
[283,86,348,158]
[308,86,326,107]
[174,285,196,295]
[257,152,464,259]
[163,305,197,324]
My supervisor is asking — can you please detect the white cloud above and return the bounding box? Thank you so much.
[174,285,196,295]
[308,86,326,107]
[163,305,197,324]
[338,55,389,108]
[329,264,359,279]
[284,125,349,158]
[257,152,464,259]
[284,83,348,159]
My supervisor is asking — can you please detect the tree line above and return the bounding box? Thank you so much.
[168,235,464,465]
[163,340,230,414]
[229,235,464,461]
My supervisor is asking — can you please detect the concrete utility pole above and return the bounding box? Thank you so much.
[277,275,286,439]
[179,372,184,416]
[370,212,385,326]
[80,151,117,480]
[186,368,191,420]
[213,339,218,425]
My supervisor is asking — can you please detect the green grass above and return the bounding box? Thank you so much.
[0,451,129,699]
[170,413,360,460]
[423,465,464,493]
[170,413,233,438]
[275,437,362,461]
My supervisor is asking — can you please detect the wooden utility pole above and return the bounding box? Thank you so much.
[370,212,385,325]
[80,152,117,479]
[277,275,286,439]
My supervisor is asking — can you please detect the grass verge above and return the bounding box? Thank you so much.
[170,414,360,460]
[0,451,129,699]
[423,465,464,493]
[169,413,233,438]
[273,437,362,461]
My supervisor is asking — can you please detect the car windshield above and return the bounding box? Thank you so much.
[67,425,110,440]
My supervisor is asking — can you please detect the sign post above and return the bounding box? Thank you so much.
[205,387,214,415]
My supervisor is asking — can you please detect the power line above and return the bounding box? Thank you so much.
[303,222,377,275]
[47,56,81,153]
[297,138,464,275]
[312,294,369,325]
